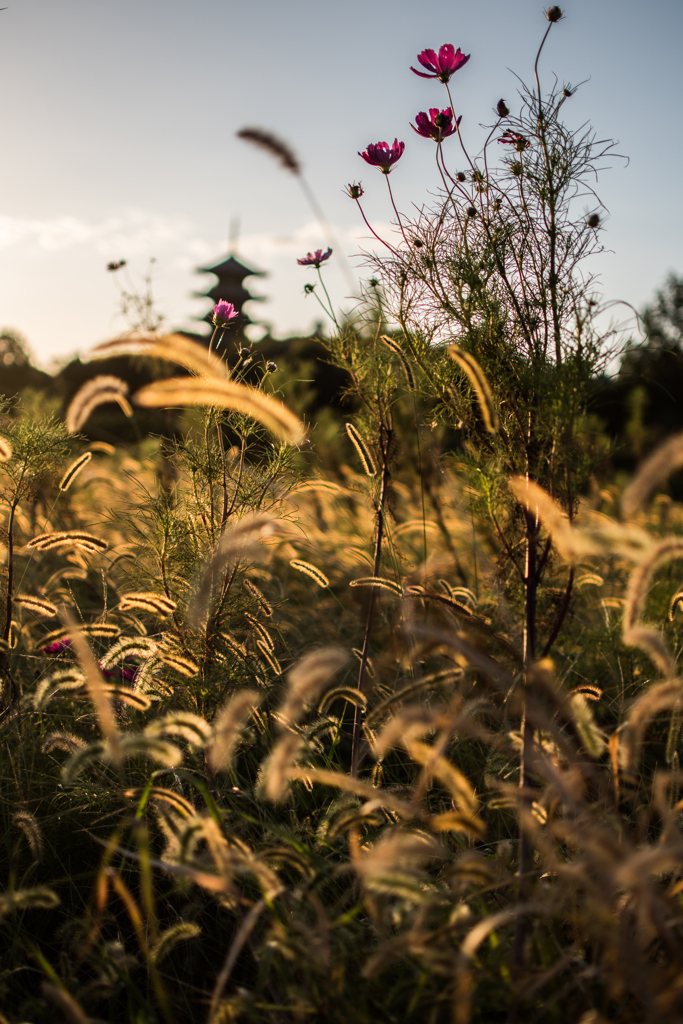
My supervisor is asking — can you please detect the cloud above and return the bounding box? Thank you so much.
[0,209,195,254]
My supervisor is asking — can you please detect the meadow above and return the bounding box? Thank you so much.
[1,9,683,1023]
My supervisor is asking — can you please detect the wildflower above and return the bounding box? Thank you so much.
[499,130,530,153]
[345,182,364,199]
[546,6,562,22]
[411,44,470,83]
[297,248,333,268]
[411,108,461,142]
[212,300,238,328]
[496,99,510,118]
[358,139,405,174]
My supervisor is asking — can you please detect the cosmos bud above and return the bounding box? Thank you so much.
[466,207,478,218]
[239,347,250,359]
[546,6,562,21]
[456,172,466,182]
[587,214,600,228]
[413,238,424,247]
[266,361,277,372]
[496,99,509,118]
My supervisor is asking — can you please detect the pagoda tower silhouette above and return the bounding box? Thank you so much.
[192,220,266,339]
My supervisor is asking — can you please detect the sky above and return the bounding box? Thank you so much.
[0,0,681,367]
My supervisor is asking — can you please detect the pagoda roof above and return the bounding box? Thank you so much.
[197,254,266,279]
[194,285,265,303]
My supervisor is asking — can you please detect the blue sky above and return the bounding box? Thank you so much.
[0,0,680,364]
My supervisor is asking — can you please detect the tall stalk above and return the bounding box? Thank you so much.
[351,422,392,777]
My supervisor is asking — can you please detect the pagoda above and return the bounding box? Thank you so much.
[194,253,266,336]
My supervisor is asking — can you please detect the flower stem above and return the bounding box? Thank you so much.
[317,268,340,329]
[445,83,476,174]
[385,176,411,248]
[355,199,398,254]
[208,325,225,356]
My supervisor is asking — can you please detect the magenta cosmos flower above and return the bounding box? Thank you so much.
[297,247,333,268]
[212,300,239,328]
[498,130,530,152]
[411,44,470,83]
[411,108,461,142]
[358,139,405,174]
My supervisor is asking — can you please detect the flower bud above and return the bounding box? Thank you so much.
[562,86,573,98]
[511,161,523,176]
[413,238,424,247]
[345,181,364,199]
[266,361,277,372]
[304,283,315,294]
[466,206,477,218]
[587,213,600,228]
[496,99,509,118]
[456,171,466,182]
[546,5,562,21]
[239,347,250,359]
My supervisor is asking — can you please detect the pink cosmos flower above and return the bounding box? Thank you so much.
[411,108,461,142]
[297,248,333,268]
[212,300,239,328]
[498,130,530,152]
[358,139,405,174]
[411,45,470,83]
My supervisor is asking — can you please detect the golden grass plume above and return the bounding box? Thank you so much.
[207,690,262,772]
[65,376,132,434]
[243,578,273,616]
[134,376,306,444]
[280,646,348,725]
[16,594,58,617]
[27,531,107,554]
[91,331,225,380]
[13,811,43,861]
[190,515,281,626]
[62,609,120,763]
[118,592,177,617]
[448,345,499,433]
[59,452,92,491]
[290,560,329,588]
[350,576,403,596]
[345,423,376,476]
[622,429,683,518]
